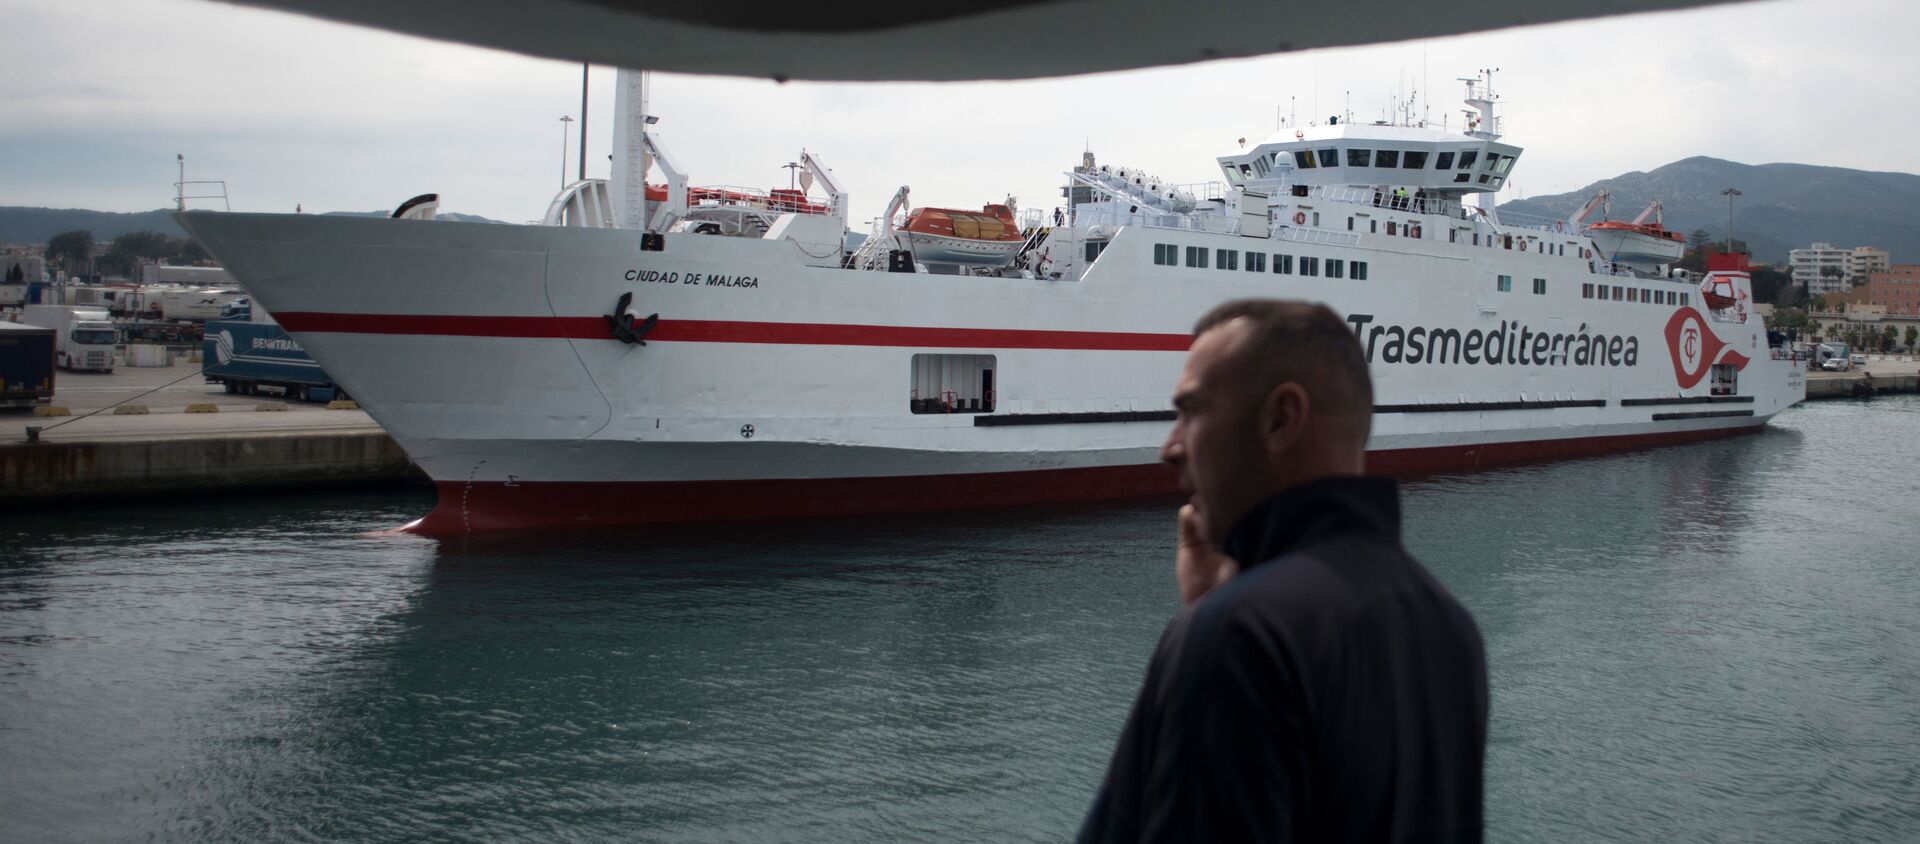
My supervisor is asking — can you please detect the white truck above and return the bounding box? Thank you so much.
[21,304,117,372]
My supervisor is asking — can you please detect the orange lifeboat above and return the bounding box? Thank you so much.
[900,204,1024,266]
[1700,272,1741,311]
[1586,220,1686,269]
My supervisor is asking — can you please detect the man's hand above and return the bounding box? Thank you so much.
[1176,504,1239,604]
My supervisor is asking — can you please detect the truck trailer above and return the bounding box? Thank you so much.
[0,321,56,409]
[20,304,116,372]
[202,317,343,401]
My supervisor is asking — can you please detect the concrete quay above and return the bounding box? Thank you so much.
[1,359,420,503]
[1804,357,1920,400]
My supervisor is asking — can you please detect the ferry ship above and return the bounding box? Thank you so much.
[177,71,1805,534]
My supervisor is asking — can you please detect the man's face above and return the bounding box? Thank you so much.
[1160,321,1270,543]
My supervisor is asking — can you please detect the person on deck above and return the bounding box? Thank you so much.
[1079,299,1488,843]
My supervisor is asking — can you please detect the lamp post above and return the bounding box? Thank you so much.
[1721,187,1742,255]
[558,116,574,189]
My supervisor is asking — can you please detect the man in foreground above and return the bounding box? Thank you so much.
[1079,300,1488,842]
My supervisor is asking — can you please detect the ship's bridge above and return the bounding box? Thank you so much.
[1218,123,1523,195]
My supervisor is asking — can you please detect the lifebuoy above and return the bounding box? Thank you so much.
[1292,211,1307,225]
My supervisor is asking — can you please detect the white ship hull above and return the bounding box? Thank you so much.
[178,210,1803,534]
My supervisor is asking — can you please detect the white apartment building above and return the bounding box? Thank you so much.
[1850,246,1889,285]
[1792,242,1853,297]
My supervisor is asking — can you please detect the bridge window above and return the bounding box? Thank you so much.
[910,354,996,415]
[1293,150,1316,169]
[1457,151,1478,170]
[1185,246,1208,268]
[1497,274,1512,292]
[1317,149,1338,167]
[1402,151,1428,169]
[1274,254,1293,274]
[1246,252,1266,272]
[1328,259,1346,279]
[1533,278,1546,295]
[1435,151,1456,169]
[1352,261,1368,280]
[1301,257,1320,276]
[1216,248,1238,270]
[1347,149,1371,167]
[1375,150,1400,168]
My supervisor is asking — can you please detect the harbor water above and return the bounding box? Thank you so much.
[4,397,1918,842]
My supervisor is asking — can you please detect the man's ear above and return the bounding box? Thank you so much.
[1260,381,1310,453]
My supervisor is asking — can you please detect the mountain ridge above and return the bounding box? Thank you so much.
[1498,156,1920,265]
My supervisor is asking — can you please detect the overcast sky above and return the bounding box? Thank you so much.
[3,0,1915,227]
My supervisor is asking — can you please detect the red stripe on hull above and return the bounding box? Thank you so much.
[403,423,1764,536]
[274,312,1193,352]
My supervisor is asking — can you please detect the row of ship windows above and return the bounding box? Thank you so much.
[1291,147,1515,185]
[1150,244,1370,280]
[1581,282,1690,306]
[1494,275,1548,295]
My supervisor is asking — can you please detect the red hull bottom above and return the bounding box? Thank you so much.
[405,424,1763,535]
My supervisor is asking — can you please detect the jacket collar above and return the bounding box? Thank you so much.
[1219,475,1402,568]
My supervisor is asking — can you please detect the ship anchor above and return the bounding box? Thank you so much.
[606,292,659,345]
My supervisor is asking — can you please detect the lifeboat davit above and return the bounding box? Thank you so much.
[1587,220,1686,269]
[901,204,1024,266]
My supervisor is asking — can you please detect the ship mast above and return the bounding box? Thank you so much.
[1460,68,1502,221]
[610,69,653,230]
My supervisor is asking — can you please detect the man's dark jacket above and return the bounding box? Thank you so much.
[1079,476,1487,842]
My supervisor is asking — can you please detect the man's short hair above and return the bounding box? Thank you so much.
[1193,299,1373,444]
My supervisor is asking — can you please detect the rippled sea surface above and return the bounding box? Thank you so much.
[5,397,1920,843]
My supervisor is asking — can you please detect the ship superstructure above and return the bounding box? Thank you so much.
[178,70,1804,534]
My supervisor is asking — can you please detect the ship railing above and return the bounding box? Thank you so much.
[688,184,833,215]
[847,228,899,271]
[1073,205,1242,235]
[1489,208,1573,233]
[1065,170,1205,213]
[1245,179,1467,219]
[1272,227,1362,247]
